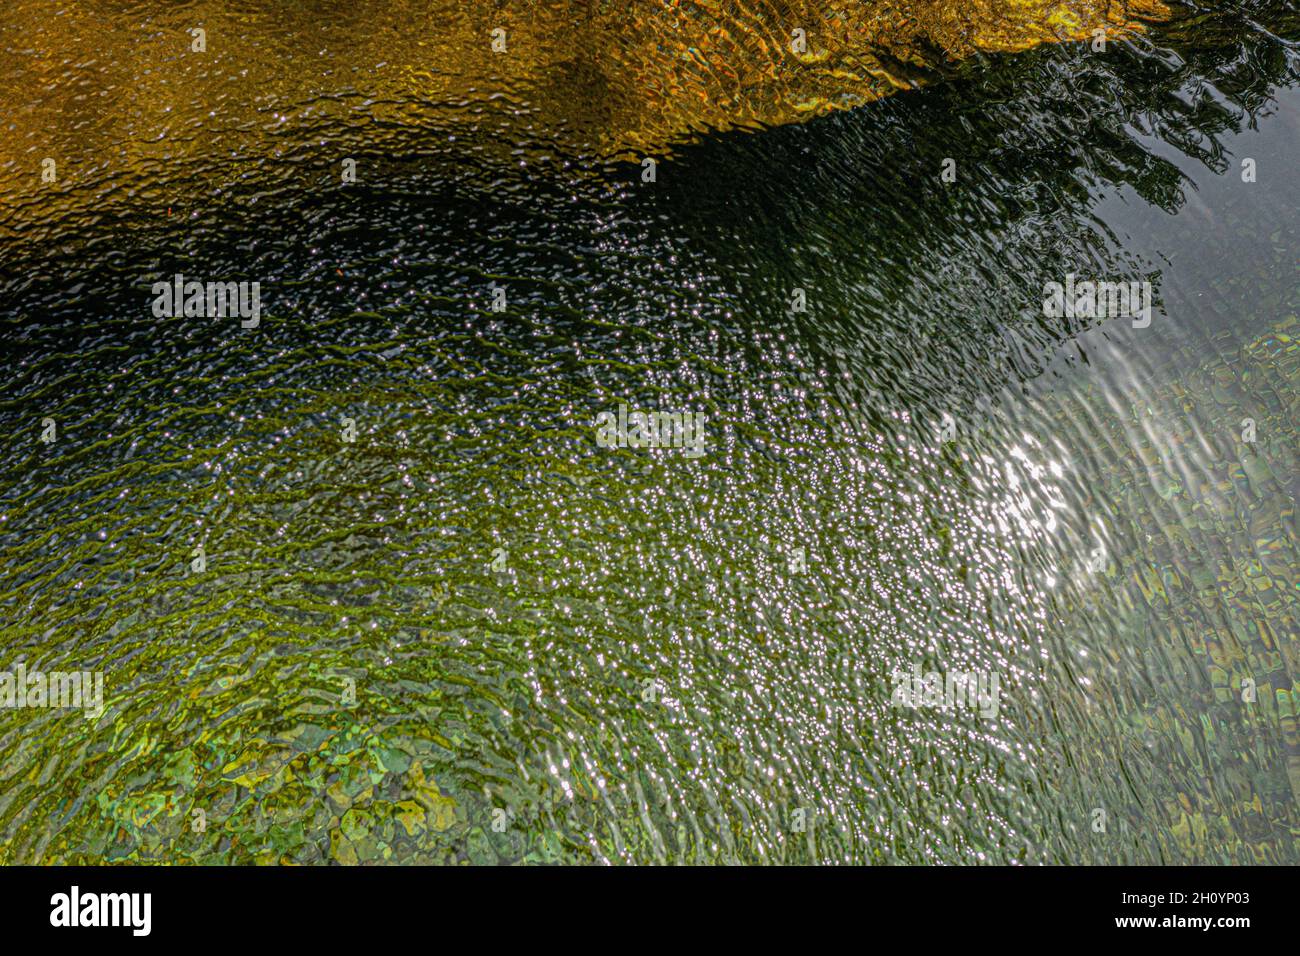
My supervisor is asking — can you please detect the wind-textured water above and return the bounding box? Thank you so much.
[0,1,1297,864]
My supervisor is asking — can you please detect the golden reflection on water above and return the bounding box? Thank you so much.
[1,0,1169,218]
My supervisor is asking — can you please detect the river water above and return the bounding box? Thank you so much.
[0,1,1297,863]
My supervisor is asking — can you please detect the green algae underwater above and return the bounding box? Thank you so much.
[0,1,1298,864]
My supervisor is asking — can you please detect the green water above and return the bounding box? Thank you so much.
[0,2,1298,864]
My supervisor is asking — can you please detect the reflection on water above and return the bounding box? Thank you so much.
[0,0,1171,195]
[0,1,1297,863]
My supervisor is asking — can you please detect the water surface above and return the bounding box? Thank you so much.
[0,1,1298,864]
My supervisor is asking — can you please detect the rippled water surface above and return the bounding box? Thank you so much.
[1,1,1298,864]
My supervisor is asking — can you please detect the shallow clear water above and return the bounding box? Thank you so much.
[0,1,1297,864]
